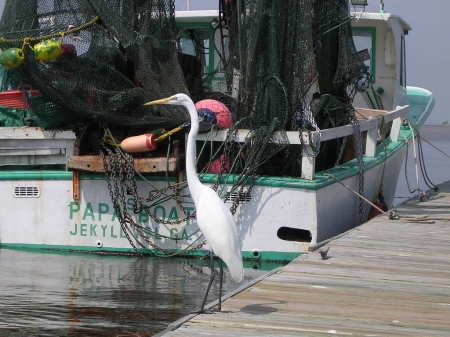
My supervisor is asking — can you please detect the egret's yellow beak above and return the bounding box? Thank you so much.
[144,96,173,106]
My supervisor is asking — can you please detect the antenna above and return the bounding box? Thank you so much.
[380,0,385,13]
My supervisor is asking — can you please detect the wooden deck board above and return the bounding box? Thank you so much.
[160,181,450,337]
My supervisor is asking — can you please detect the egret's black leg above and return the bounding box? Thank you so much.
[217,262,224,312]
[200,253,216,313]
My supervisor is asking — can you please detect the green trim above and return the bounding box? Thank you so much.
[405,86,435,129]
[406,86,431,97]
[352,26,377,80]
[0,170,72,180]
[207,24,215,87]
[177,22,211,29]
[0,243,301,264]
[176,20,217,88]
[200,128,411,190]
[0,171,175,181]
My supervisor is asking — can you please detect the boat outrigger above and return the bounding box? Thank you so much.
[0,1,434,263]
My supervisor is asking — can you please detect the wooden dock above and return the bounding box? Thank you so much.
[159,181,450,337]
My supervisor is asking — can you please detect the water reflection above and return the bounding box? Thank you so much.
[0,249,281,336]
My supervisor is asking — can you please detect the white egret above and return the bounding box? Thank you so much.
[145,93,244,312]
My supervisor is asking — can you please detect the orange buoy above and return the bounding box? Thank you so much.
[120,133,157,153]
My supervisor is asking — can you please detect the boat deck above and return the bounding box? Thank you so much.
[159,181,450,337]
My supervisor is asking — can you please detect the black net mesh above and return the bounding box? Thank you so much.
[222,0,364,125]
[0,0,188,130]
[219,0,366,175]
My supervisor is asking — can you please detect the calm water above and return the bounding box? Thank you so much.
[0,249,274,337]
[1,126,449,337]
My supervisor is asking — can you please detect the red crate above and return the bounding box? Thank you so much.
[0,90,41,109]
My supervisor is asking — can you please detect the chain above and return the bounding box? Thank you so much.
[102,146,141,252]
[230,183,254,215]
[101,140,205,256]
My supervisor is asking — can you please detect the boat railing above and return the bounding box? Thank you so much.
[0,127,76,169]
[0,105,409,179]
[196,105,410,180]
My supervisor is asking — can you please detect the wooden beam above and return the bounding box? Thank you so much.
[68,155,178,173]
[355,108,388,120]
[72,171,80,201]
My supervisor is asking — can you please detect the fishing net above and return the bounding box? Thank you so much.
[0,0,188,131]
[218,0,366,174]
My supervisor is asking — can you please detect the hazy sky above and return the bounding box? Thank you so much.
[0,0,447,124]
[363,0,450,125]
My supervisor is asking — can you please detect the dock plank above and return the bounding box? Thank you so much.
[160,181,450,337]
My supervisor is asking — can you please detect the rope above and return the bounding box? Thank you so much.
[410,123,423,195]
[419,134,450,160]
[416,129,439,192]
[323,173,449,224]
[404,123,439,197]
[154,122,190,143]
[0,16,100,44]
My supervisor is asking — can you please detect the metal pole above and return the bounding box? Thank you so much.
[186,0,190,10]
[380,0,385,13]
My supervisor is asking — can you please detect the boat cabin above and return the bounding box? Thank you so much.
[352,12,411,111]
[176,10,411,112]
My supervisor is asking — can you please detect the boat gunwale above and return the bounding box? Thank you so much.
[0,127,412,190]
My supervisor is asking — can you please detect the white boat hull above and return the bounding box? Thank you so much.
[0,141,406,261]
[0,86,434,262]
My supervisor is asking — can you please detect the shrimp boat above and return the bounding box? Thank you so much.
[0,2,434,263]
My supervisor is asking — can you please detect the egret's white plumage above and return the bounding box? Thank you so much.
[145,93,244,283]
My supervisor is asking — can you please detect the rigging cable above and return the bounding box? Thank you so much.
[403,122,440,200]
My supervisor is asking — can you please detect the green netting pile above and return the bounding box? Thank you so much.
[0,0,188,130]
[222,0,365,124]
[218,0,366,174]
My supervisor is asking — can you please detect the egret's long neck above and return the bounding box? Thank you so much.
[185,100,202,201]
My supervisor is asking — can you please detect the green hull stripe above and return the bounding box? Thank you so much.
[0,243,301,263]
[0,171,72,180]
[0,171,175,182]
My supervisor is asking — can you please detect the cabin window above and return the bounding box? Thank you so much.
[178,27,212,79]
[400,35,407,87]
[352,27,376,80]
[177,21,227,92]
[179,37,197,56]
